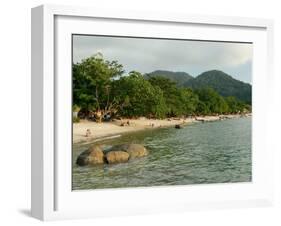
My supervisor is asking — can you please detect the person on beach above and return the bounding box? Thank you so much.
[85,129,91,137]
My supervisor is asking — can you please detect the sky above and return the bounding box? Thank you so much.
[73,35,253,84]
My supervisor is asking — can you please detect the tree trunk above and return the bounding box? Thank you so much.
[95,110,102,123]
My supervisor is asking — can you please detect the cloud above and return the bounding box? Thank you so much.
[73,35,252,83]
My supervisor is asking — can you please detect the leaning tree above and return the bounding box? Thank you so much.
[73,53,124,122]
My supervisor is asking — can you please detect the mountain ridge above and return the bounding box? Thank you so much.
[146,69,251,104]
[145,70,193,86]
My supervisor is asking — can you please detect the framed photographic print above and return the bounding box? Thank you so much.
[31,4,274,221]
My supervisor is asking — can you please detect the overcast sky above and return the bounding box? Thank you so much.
[73,35,252,84]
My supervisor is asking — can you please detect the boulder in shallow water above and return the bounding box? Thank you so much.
[175,124,182,129]
[76,143,148,166]
[105,151,130,164]
[126,144,148,159]
[107,144,148,159]
[76,145,104,166]
[107,144,129,153]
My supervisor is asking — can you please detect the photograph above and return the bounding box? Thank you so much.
[72,34,252,190]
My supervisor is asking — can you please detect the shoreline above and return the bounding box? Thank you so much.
[73,113,251,144]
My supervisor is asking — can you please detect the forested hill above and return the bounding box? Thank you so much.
[145,70,193,86]
[146,69,251,104]
[183,70,252,104]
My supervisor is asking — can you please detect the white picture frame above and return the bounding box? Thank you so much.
[31,4,274,221]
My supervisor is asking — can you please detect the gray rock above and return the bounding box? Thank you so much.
[106,151,130,164]
[126,144,148,159]
[107,144,129,153]
[175,124,182,129]
[108,143,148,159]
[76,145,104,166]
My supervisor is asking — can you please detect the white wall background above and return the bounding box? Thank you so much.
[0,0,280,225]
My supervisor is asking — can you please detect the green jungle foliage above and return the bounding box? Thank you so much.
[183,70,252,104]
[149,69,252,104]
[73,55,251,121]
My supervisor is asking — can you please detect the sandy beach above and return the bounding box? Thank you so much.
[73,114,250,144]
[73,117,190,143]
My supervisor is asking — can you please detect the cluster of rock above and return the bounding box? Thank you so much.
[76,143,148,166]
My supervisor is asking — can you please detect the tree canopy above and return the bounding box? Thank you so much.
[73,55,251,121]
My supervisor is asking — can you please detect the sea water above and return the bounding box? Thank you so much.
[72,117,251,190]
